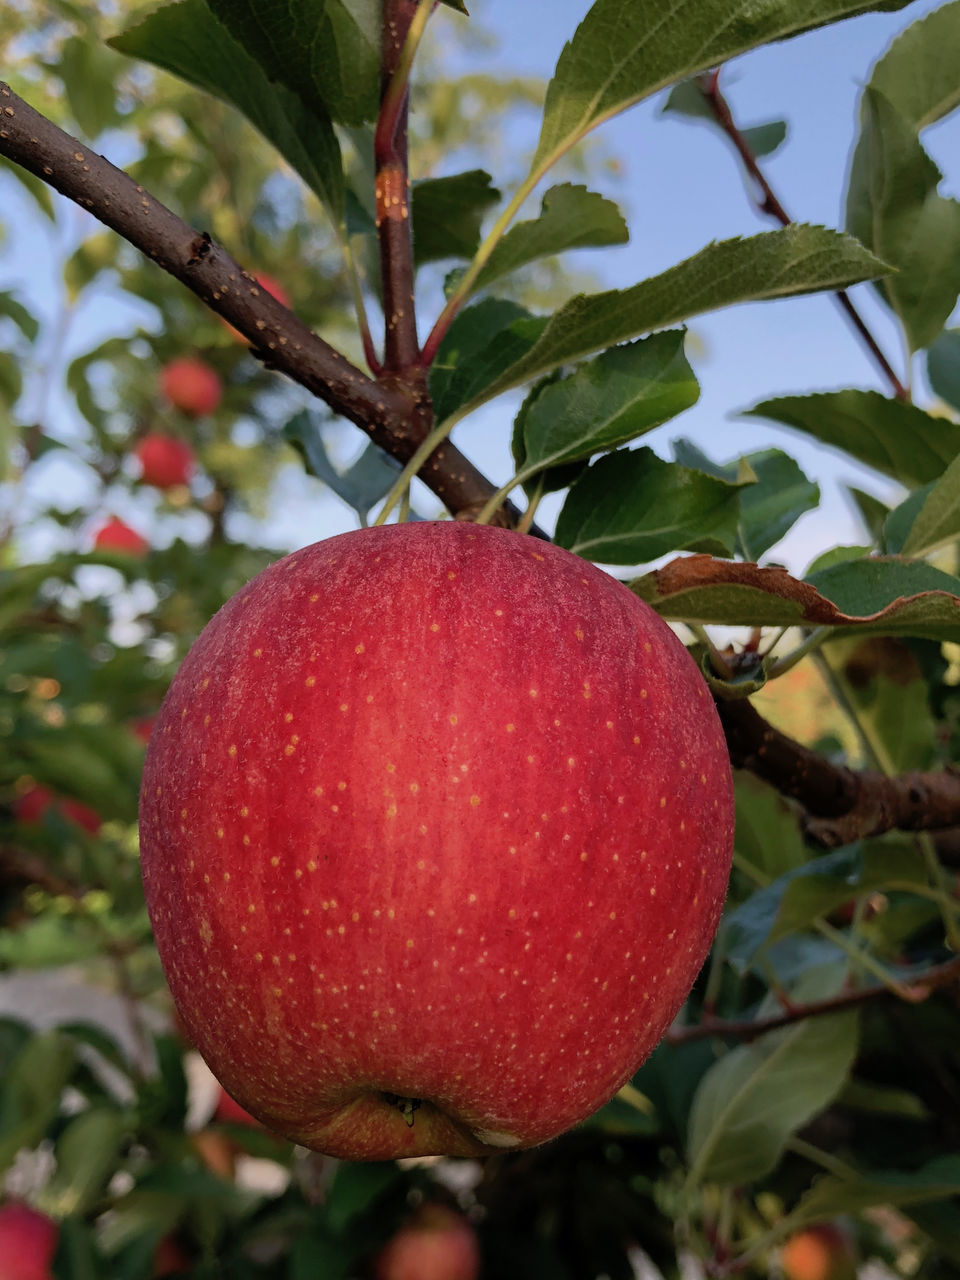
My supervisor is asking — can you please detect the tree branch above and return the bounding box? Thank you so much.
[376,0,424,376]
[0,81,516,521]
[718,696,960,847]
[697,70,909,403]
[668,952,960,1045]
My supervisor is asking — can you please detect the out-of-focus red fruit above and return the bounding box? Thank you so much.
[191,1129,237,1180]
[0,1201,58,1280]
[160,358,222,417]
[781,1224,856,1280]
[13,785,102,835]
[92,516,149,557]
[374,1206,480,1280]
[152,1234,192,1276]
[214,1088,263,1129]
[131,717,157,745]
[134,433,195,489]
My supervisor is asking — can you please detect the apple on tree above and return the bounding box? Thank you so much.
[134,432,195,490]
[0,1201,57,1280]
[221,272,291,342]
[781,1224,856,1280]
[92,515,148,557]
[374,1205,480,1280]
[13,784,102,835]
[139,522,734,1160]
[159,357,222,417]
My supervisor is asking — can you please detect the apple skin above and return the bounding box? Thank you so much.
[781,1224,856,1280]
[139,522,734,1160]
[0,1202,57,1280]
[135,433,195,489]
[93,516,149,557]
[159,358,222,417]
[374,1206,480,1280]
[14,784,102,835]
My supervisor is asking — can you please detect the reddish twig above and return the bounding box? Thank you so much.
[697,70,909,403]
[668,952,960,1045]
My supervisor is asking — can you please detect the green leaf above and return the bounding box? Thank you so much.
[901,453,960,556]
[673,441,819,560]
[532,0,914,178]
[631,554,960,640]
[472,184,629,293]
[847,89,960,352]
[791,1156,960,1222]
[412,171,500,266]
[554,447,746,565]
[110,1,344,225]
[0,1031,75,1175]
[0,291,40,343]
[686,1008,859,1187]
[205,0,380,127]
[927,328,960,414]
[847,486,892,543]
[0,352,23,408]
[881,485,931,553]
[662,80,787,158]
[733,774,807,883]
[428,298,547,422]
[284,412,403,523]
[867,0,960,130]
[57,35,119,139]
[324,1162,402,1233]
[512,331,699,487]
[468,227,890,414]
[745,390,960,487]
[40,1108,127,1216]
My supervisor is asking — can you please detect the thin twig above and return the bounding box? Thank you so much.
[696,70,909,402]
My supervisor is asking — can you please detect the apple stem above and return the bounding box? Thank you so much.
[383,1092,422,1127]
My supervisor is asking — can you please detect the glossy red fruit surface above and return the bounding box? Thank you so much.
[140,523,734,1159]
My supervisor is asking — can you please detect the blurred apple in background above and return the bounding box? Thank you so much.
[781,1223,856,1280]
[92,516,149,557]
[0,1201,57,1280]
[159,358,222,417]
[134,433,195,490]
[374,1205,480,1280]
[13,784,102,835]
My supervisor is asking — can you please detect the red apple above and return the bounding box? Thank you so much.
[134,433,195,489]
[152,1234,192,1276]
[92,516,149,557]
[0,1202,57,1280]
[214,1087,262,1129]
[139,523,734,1159]
[375,1206,480,1280]
[13,784,102,835]
[132,716,157,744]
[781,1224,856,1280]
[160,358,222,417]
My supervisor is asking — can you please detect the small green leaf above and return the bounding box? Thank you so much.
[0,291,40,343]
[324,1162,402,1233]
[791,1156,960,1222]
[470,227,890,414]
[110,1,344,225]
[532,0,913,178]
[745,390,960,487]
[733,774,807,883]
[57,35,119,139]
[428,299,546,422]
[472,184,629,293]
[847,89,960,352]
[927,328,960,414]
[205,0,380,127]
[555,447,746,565]
[662,80,787,158]
[867,0,960,130]
[0,1031,75,1175]
[900,453,960,556]
[40,1108,127,1216]
[686,1008,859,1187]
[284,412,403,523]
[881,483,927,552]
[412,171,500,266]
[847,485,892,542]
[0,352,22,408]
[513,331,698,486]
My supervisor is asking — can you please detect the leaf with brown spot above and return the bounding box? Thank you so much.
[630,554,960,641]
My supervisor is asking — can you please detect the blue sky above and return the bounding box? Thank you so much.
[5,1,959,572]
